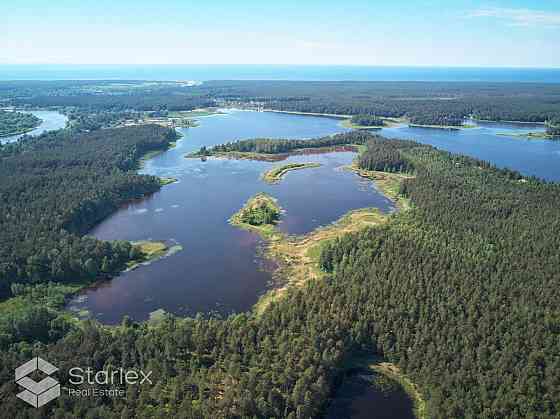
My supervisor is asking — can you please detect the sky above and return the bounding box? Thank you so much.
[2,0,559,67]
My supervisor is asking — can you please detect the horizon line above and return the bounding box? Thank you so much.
[1,63,560,70]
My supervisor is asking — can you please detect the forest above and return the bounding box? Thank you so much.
[197,131,375,156]
[4,80,560,124]
[349,114,385,127]
[0,130,558,418]
[11,94,215,112]
[0,125,177,299]
[0,110,41,136]
[547,118,560,136]
[200,80,560,123]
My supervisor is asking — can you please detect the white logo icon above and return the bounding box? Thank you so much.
[15,357,60,408]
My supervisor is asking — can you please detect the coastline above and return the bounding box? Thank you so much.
[496,131,558,140]
[471,117,546,125]
[263,109,351,119]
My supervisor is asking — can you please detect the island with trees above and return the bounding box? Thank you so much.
[187,131,375,160]
[229,192,282,238]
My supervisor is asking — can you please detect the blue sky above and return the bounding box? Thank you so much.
[2,0,559,67]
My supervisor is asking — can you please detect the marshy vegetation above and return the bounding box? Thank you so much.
[262,162,321,183]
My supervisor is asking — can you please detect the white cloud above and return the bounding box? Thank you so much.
[470,7,560,27]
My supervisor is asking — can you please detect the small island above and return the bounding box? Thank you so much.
[0,110,41,137]
[126,240,183,271]
[159,177,178,186]
[262,162,321,184]
[229,193,282,238]
[407,114,475,130]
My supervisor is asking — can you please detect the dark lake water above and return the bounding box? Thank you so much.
[67,110,394,323]
[1,110,68,143]
[326,370,414,419]
[67,110,560,325]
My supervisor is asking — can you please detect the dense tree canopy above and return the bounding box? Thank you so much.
[0,110,41,136]
[547,118,560,136]
[350,114,385,127]
[203,131,376,155]
[0,125,176,298]
[199,80,560,123]
[1,133,558,418]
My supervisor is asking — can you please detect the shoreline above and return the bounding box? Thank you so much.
[186,145,362,162]
[340,354,427,419]
[262,109,351,119]
[471,117,546,125]
[496,131,558,140]
[408,123,476,130]
[0,125,40,138]
[262,162,321,184]
[246,165,411,315]
[262,108,405,128]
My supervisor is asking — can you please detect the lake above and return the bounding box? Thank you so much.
[1,110,68,143]
[326,369,415,419]
[64,109,560,419]
[67,110,394,324]
[67,110,560,325]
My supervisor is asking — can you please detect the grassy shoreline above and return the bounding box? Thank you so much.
[346,164,413,210]
[0,240,180,322]
[248,164,411,315]
[1,130,183,322]
[262,162,321,183]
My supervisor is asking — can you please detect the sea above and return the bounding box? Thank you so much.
[0,65,559,82]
